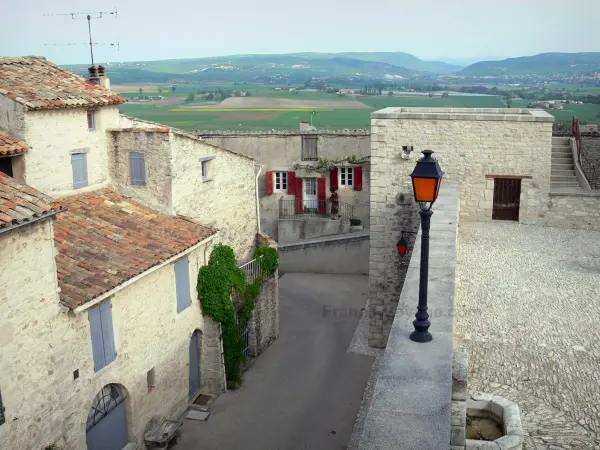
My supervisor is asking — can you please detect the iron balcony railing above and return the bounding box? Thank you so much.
[278,198,355,221]
[238,255,264,284]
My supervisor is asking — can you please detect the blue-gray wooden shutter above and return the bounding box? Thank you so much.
[175,257,191,312]
[89,306,106,371]
[130,152,146,185]
[100,300,117,365]
[71,153,89,188]
[0,389,5,425]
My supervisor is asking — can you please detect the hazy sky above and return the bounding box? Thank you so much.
[1,0,597,65]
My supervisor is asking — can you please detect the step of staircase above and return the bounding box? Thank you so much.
[551,181,580,188]
[551,147,572,154]
[552,156,573,163]
[551,163,575,170]
[551,176,578,182]
[552,137,571,145]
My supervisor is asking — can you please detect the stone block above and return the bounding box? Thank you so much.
[451,401,467,427]
[495,435,522,450]
[450,424,466,446]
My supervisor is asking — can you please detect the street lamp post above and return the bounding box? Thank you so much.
[408,149,444,343]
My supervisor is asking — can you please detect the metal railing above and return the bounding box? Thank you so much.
[239,255,264,284]
[573,117,599,189]
[553,120,573,136]
[278,198,355,221]
[235,314,250,358]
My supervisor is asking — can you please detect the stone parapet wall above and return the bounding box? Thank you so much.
[248,273,279,358]
[356,180,460,449]
[201,316,227,394]
[543,191,600,231]
[196,129,370,137]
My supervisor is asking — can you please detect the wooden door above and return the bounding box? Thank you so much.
[492,178,521,221]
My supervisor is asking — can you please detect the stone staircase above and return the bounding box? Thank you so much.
[551,137,580,190]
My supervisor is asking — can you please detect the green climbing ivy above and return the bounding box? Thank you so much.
[197,244,278,388]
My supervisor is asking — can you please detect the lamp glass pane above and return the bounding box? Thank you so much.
[412,177,438,203]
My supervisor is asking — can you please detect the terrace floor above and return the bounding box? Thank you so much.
[455,222,600,449]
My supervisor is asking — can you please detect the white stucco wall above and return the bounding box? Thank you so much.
[171,133,258,261]
[371,108,554,224]
[199,132,371,239]
[0,217,217,450]
[21,105,121,198]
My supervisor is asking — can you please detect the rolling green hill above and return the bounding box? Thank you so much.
[460,52,600,76]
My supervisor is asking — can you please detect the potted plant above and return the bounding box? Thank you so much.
[350,218,363,231]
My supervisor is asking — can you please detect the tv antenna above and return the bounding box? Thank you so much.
[43,8,119,65]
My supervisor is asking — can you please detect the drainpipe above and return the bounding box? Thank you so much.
[255,164,263,234]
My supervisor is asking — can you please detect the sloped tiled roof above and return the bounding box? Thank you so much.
[0,173,63,230]
[0,131,29,156]
[54,190,217,309]
[0,56,126,110]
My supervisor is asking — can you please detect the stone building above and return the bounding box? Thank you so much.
[0,57,279,450]
[367,107,600,347]
[197,130,371,242]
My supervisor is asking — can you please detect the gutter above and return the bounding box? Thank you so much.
[0,209,66,235]
[255,164,263,234]
[71,233,218,314]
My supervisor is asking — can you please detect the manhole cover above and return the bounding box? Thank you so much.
[193,394,213,406]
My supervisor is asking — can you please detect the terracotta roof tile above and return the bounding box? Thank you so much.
[0,131,29,156]
[0,174,63,229]
[55,190,217,309]
[0,56,127,110]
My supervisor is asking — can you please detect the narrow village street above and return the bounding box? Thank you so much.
[176,273,375,450]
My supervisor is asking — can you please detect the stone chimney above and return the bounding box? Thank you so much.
[88,64,111,90]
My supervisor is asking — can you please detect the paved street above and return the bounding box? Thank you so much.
[176,273,374,450]
[455,222,600,449]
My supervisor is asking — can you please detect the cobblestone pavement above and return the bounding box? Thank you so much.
[455,222,600,449]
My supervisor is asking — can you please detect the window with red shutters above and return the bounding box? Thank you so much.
[288,171,296,194]
[354,166,363,191]
[330,167,339,190]
[266,171,273,195]
[317,178,326,214]
[295,178,303,214]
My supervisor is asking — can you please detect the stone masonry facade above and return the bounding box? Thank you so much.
[368,108,556,347]
[197,131,371,240]
[0,219,223,450]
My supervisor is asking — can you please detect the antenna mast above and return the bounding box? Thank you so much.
[43,8,119,65]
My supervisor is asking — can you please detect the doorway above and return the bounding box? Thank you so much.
[492,178,521,221]
[86,384,128,450]
[304,178,317,211]
[189,331,201,399]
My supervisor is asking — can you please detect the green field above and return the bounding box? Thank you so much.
[118,88,600,131]
[511,99,600,125]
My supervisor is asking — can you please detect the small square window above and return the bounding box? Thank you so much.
[340,167,354,188]
[274,172,287,191]
[87,111,96,131]
[201,161,208,182]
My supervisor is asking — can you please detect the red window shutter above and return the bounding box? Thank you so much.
[318,178,326,214]
[354,166,363,191]
[330,167,338,190]
[266,171,273,195]
[295,178,303,214]
[288,171,296,194]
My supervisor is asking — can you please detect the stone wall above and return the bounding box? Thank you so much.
[22,106,121,198]
[0,220,221,450]
[582,136,600,189]
[278,232,370,275]
[0,95,27,139]
[542,191,600,231]
[108,129,174,214]
[201,316,227,394]
[171,131,259,262]
[197,131,371,239]
[248,273,280,358]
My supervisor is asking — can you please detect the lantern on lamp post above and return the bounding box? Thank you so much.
[408,149,444,343]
